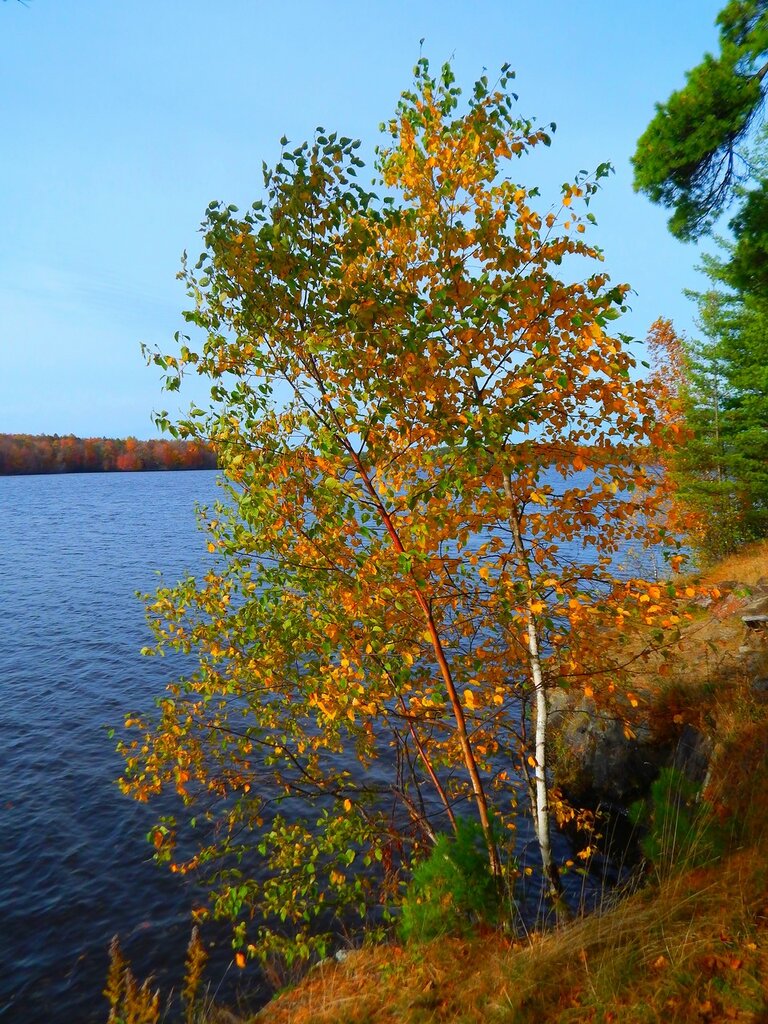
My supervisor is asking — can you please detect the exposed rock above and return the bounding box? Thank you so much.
[548,690,673,808]
[711,591,748,620]
[548,689,715,811]
[715,579,739,593]
[742,594,768,619]
[696,579,736,609]
[549,577,766,812]
[671,724,713,786]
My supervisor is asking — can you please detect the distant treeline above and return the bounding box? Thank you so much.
[0,434,218,475]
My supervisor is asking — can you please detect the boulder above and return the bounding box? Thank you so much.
[548,691,712,810]
[548,690,671,808]
[671,723,713,786]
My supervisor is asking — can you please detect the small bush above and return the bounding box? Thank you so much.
[630,766,723,875]
[399,818,508,942]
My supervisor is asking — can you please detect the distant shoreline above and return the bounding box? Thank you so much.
[0,433,217,475]
[0,465,220,477]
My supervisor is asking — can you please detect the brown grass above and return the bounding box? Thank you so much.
[247,844,768,1023]
[247,708,768,1023]
[703,539,768,587]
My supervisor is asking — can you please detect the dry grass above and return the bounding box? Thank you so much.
[243,726,768,1023]
[247,844,768,1023]
[703,540,768,587]
[230,544,768,1024]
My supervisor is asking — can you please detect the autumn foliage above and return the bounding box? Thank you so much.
[0,433,217,475]
[119,61,695,964]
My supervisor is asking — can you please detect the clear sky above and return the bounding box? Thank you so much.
[1,0,725,438]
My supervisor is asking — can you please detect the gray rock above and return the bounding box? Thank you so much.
[715,579,739,594]
[548,691,714,811]
[671,724,713,787]
[742,594,768,618]
[548,690,671,808]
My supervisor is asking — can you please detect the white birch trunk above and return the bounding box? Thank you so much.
[503,473,564,905]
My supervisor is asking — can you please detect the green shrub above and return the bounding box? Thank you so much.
[630,766,723,875]
[399,818,508,942]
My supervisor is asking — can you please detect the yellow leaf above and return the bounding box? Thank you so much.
[235,952,246,969]
[343,798,352,812]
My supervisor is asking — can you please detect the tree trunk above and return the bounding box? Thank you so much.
[503,473,565,909]
[349,448,502,876]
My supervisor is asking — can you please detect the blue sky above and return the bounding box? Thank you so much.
[1,0,725,438]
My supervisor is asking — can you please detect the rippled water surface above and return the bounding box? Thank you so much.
[0,471,225,1024]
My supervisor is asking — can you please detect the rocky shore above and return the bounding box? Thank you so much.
[548,577,768,812]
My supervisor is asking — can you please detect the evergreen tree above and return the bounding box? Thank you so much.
[675,262,768,554]
[633,0,768,242]
[636,2,768,553]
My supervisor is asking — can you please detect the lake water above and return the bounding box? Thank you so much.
[0,469,653,1024]
[0,471,229,1024]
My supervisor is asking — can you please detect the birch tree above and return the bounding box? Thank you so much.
[120,60,688,962]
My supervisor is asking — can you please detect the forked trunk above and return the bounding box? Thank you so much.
[350,448,502,877]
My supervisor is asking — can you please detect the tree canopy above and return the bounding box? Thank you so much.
[633,0,768,241]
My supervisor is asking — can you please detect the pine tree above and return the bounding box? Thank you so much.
[676,263,768,555]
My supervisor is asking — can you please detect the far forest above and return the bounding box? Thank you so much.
[0,434,217,475]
